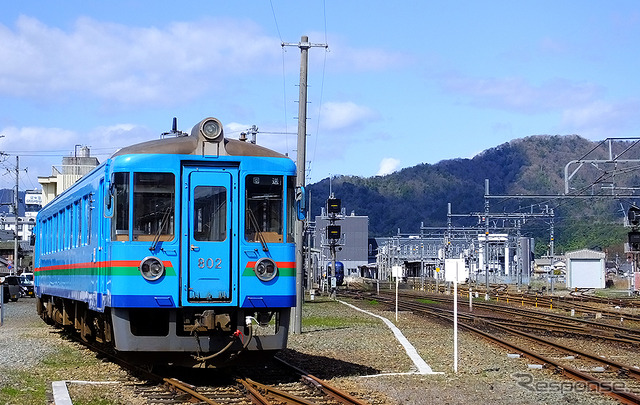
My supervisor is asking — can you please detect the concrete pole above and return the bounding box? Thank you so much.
[14,156,19,275]
[484,179,490,291]
[293,36,310,335]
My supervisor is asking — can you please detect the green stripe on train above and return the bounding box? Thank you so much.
[36,267,176,277]
[242,267,296,277]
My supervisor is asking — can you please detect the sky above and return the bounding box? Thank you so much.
[1,1,640,192]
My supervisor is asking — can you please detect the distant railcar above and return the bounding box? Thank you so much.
[327,261,344,286]
[35,117,299,367]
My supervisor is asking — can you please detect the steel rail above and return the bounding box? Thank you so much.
[385,295,640,380]
[65,332,229,404]
[163,377,223,405]
[416,304,640,403]
[353,293,640,404]
[404,291,640,336]
[241,378,316,405]
[236,378,273,405]
[275,357,370,405]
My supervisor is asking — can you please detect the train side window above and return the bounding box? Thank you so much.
[41,219,46,254]
[245,175,283,243]
[58,210,64,251]
[76,200,81,248]
[68,204,73,249]
[133,173,175,242]
[81,196,87,246]
[87,194,92,245]
[111,172,130,241]
[193,186,227,241]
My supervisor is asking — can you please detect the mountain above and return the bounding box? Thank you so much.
[308,135,635,255]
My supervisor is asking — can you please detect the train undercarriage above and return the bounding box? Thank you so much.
[36,295,290,367]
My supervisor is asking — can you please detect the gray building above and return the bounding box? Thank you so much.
[315,212,368,277]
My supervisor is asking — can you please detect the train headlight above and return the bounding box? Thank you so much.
[254,258,278,282]
[139,256,165,281]
[200,118,223,142]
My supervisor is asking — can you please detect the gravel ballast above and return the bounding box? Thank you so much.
[0,294,630,404]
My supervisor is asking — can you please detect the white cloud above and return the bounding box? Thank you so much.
[440,74,601,114]
[86,124,153,153]
[376,157,400,176]
[327,44,408,72]
[0,16,283,105]
[319,101,378,131]
[0,126,76,152]
[0,123,154,184]
[561,99,640,138]
[0,16,407,108]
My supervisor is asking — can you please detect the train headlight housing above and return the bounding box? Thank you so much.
[254,258,277,282]
[139,256,165,281]
[200,118,223,142]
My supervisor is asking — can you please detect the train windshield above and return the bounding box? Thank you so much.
[133,173,175,241]
[245,175,283,243]
[111,172,175,242]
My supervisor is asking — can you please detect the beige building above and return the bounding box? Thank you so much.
[38,146,100,205]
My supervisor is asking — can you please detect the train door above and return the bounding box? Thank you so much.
[181,166,236,305]
[95,180,107,311]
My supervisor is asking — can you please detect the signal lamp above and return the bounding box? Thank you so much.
[629,206,640,226]
[327,198,341,214]
[629,231,640,251]
[327,225,341,240]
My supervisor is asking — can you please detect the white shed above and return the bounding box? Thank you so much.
[566,249,606,289]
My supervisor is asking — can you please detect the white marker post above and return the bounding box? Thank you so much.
[392,265,402,322]
[453,266,458,373]
[445,258,464,373]
[396,276,399,322]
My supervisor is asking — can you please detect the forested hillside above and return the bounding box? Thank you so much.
[308,135,636,255]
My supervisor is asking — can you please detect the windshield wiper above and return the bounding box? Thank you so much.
[150,206,172,251]
[246,208,269,252]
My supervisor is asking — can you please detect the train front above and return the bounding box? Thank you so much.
[107,117,298,367]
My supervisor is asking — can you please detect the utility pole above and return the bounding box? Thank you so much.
[484,179,490,291]
[282,36,328,334]
[13,156,19,275]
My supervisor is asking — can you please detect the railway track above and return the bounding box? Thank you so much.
[344,289,640,404]
[398,279,640,311]
[402,291,640,345]
[62,330,370,405]
[368,280,640,321]
[149,357,370,405]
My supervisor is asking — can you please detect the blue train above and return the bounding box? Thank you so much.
[35,117,299,367]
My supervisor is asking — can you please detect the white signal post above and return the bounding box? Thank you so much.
[392,265,402,322]
[453,267,458,373]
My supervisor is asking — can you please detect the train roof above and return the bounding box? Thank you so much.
[112,117,288,159]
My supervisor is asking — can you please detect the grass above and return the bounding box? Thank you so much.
[593,288,635,298]
[417,298,439,305]
[0,369,49,404]
[0,343,108,405]
[301,298,380,329]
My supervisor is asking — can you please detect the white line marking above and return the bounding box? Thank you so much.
[338,300,441,375]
